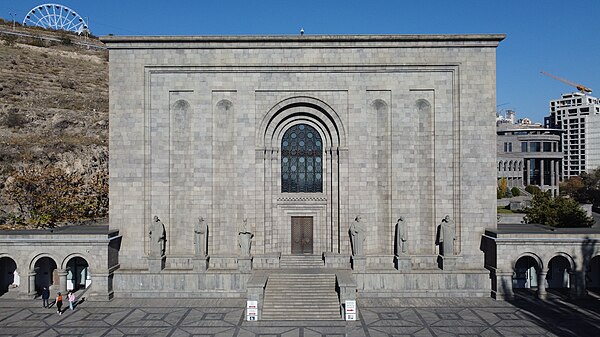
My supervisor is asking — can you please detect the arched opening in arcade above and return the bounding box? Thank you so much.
[66,256,90,291]
[587,255,600,295]
[0,257,18,295]
[513,256,540,290]
[34,257,57,295]
[546,255,572,292]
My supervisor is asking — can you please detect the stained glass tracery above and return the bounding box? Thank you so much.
[281,124,322,193]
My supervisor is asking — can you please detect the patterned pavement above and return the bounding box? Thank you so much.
[0,296,598,336]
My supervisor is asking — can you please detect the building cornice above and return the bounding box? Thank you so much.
[100,34,506,49]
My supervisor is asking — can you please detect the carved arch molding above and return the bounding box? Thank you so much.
[256,96,348,254]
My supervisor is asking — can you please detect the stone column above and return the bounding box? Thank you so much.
[555,160,560,196]
[524,160,530,186]
[537,269,548,300]
[331,147,339,253]
[568,270,577,299]
[28,269,37,298]
[58,269,68,294]
[519,160,524,187]
[550,159,555,186]
[540,159,545,188]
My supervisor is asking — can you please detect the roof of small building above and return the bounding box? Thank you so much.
[492,223,600,235]
[0,219,115,236]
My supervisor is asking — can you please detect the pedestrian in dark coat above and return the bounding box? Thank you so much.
[41,287,50,308]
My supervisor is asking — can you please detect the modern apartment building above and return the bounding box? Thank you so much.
[545,92,600,179]
[498,111,562,196]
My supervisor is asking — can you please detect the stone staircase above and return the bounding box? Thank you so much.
[279,254,324,268]
[262,272,341,320]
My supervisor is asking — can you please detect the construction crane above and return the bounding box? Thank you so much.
[541,71,592,94]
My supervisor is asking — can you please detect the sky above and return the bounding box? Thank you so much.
[1,0,599,123]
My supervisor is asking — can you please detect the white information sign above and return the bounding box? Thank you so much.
[345,300,357,321]
[246,301,258,321]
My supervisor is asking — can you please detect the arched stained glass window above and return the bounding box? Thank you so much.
[281,124,322,193]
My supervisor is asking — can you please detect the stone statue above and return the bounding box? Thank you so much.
[149,216,166,257]
[438,215,456,256]
[194,217,208,257]
[238,219,253,257]
[349,215,367,256]
[395,217,408,255]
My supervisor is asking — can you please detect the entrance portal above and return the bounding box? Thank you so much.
[291,216,313,254]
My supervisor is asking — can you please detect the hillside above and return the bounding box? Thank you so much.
[0,21,108,228]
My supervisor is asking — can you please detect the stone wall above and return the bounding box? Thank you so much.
[483,225,600,299]
[0,226,120,300]
[102,34,504,296]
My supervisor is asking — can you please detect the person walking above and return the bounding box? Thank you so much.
[41,287,50,308]
[55,292,63,315]
[68,291,76,310]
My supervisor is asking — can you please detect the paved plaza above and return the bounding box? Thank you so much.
[0,294,599,336]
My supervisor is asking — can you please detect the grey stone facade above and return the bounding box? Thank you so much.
[0,225,120,300]
[483,224,600,300]
[99,34,505,297]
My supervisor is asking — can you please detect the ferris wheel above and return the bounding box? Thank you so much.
[23,3,89,35]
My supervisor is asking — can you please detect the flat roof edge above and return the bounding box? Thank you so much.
[100,34,506,45]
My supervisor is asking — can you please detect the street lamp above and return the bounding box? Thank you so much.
[9,12,17,31]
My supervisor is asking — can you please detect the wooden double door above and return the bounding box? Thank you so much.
[291,216,313,254]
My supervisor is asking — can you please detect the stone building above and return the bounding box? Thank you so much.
[483,223,600,300]
[2,34,600,317]
[496,113,562,196]
[0,224,119,300]
[98,34,503,300]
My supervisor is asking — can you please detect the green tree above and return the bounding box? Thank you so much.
[524,192,594,227]
[581,168,600,207]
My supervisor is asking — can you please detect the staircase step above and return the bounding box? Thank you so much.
[279,255,324,269]
[262,313,340,317]
[262,271,341,321]
[265,298,339,302]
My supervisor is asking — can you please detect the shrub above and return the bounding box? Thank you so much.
[29,38,46,47]
[59,35,72,45]
[1,109,28,128]
[1,34,18,47]
[511,187,521,197]
[525,185,541,195]
[59,79,75,89]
